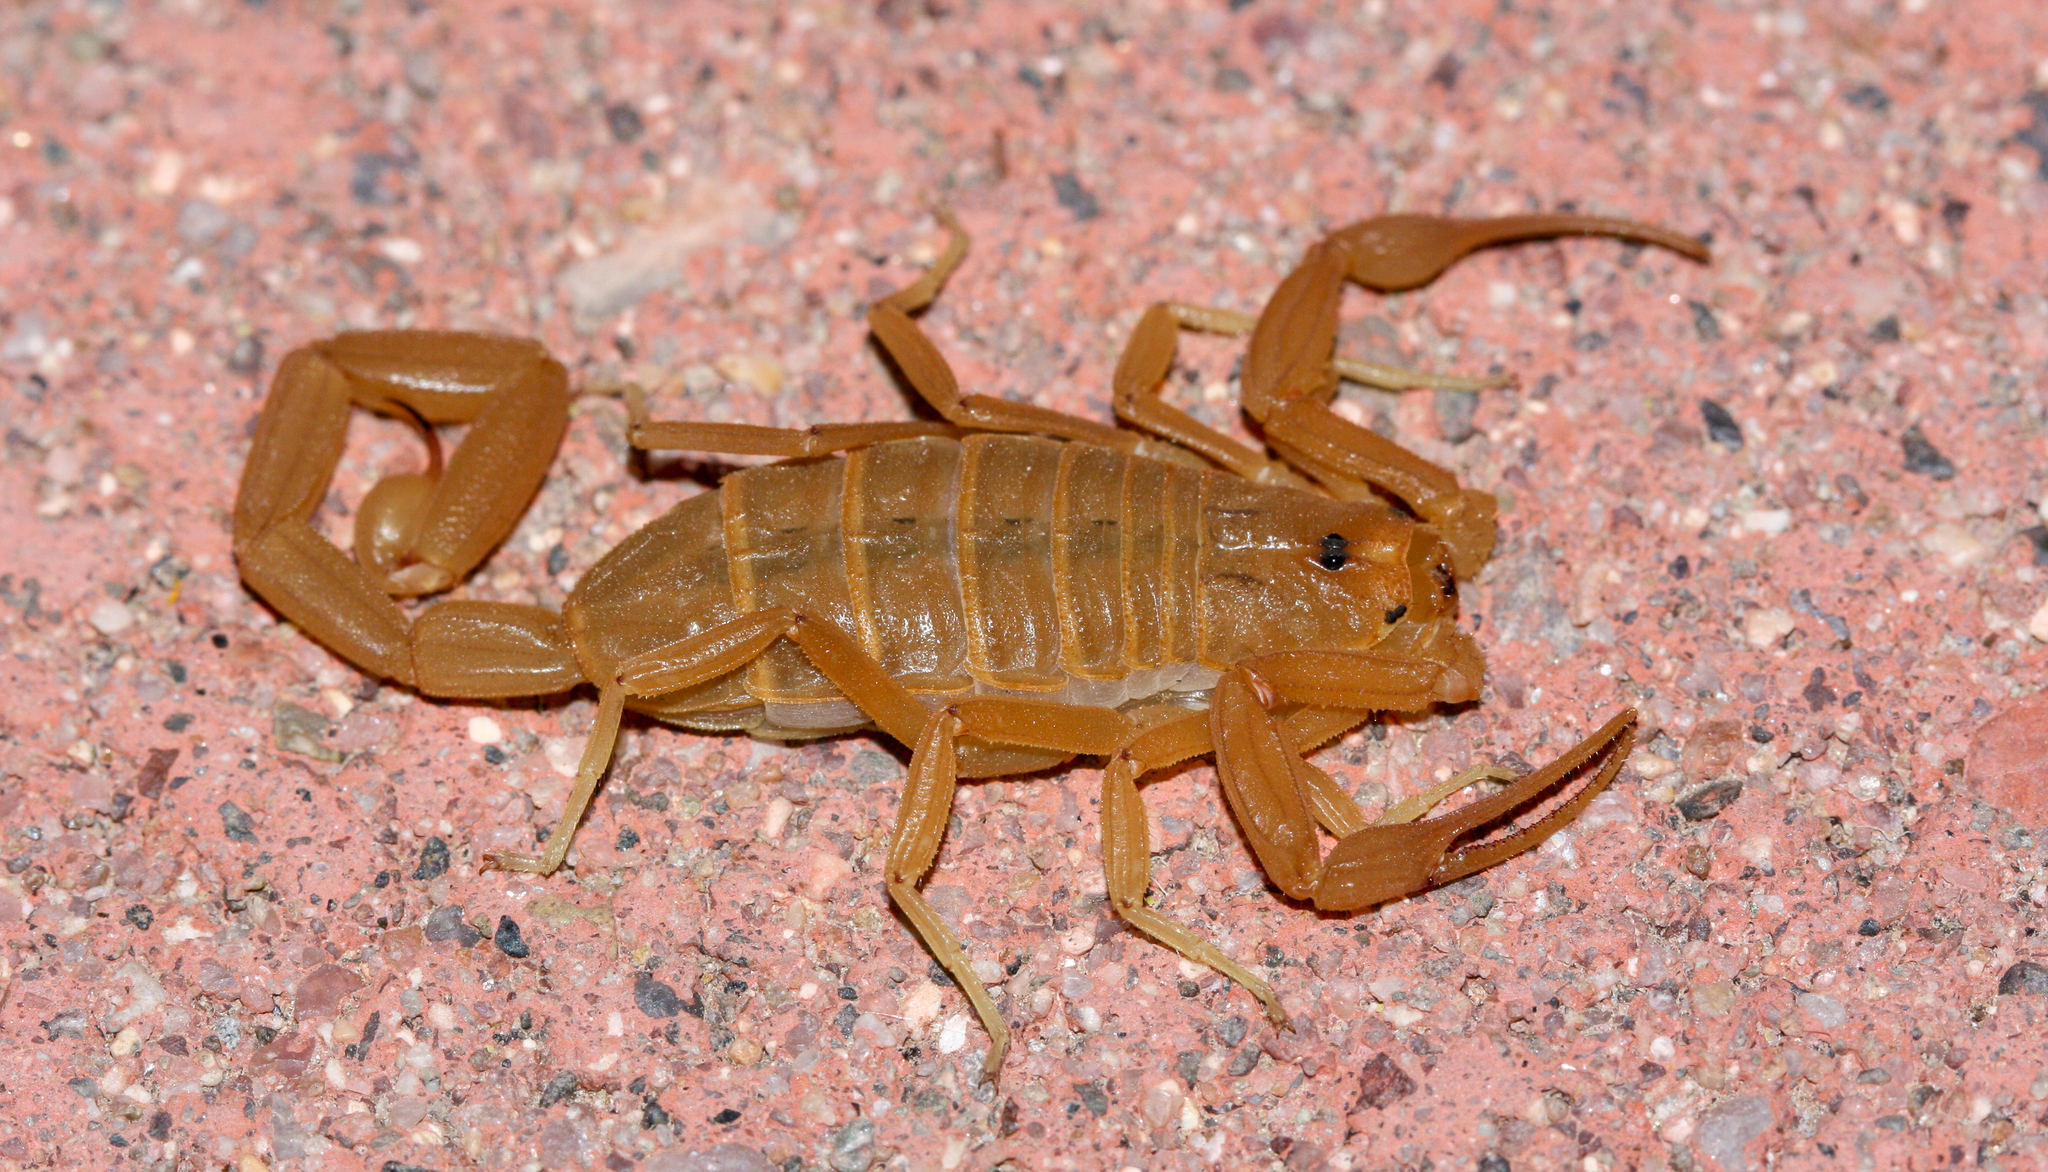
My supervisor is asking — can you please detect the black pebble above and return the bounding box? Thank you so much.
[1998,960,2048,996]
[412,836,450,881]
[423,904,483,947]
[228,335,264,374]
[1050,171,1100,221]
[2021,526,2048,567]
[124,904,154,931]
[1688,300,1722,341]
[633,971,684,1018]
[1842,83,1891,112]
[217,801,257,843]
[1698,399,1743,450]
[604,102,644,144]
[1857,918,1883,937]
[615,826,640,850]
[1216,1015,1247,1048]
[640,1096,672,1129]
[711,1107,742,1125]
[1868,315,1901,342]
[1676,777,1744,821]
[494,915,530,958]
[1900,424,1956,479]
[537,1071,579,1109]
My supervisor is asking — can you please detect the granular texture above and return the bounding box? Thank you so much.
[2,2,2046,1170]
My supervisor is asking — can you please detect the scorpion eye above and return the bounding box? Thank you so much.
[1317,533,1349,571]
[1432,561,1458,598]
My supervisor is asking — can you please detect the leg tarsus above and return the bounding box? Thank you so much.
[482,684,627,876]
[1101,755,1287,1026]
[888,709,1010,1083]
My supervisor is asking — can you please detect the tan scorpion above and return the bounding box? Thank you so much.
[234,206,1708,1079]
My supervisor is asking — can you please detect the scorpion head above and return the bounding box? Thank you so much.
[1200,486,1481,702]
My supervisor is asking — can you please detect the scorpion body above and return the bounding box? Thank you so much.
[567,432,1472,767]
[234,207,1706,1078]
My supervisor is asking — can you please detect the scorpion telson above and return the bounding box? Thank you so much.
[234,206,1704,1080]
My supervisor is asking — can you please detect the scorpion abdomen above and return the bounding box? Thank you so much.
[566,433,1426,742]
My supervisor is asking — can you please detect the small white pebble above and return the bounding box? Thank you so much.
[322,688,355,719]
[1382,1004,1425,1027]
[936,1014,968,1054]
[467,716,502,745]
[899,981,944,1032]
[543,736,582,776]
[2028,598,2048,644]
[88,598,135,635]
[758,796,793,840]
[376,236,423,265]
[162,916,213,944]
[1739,508,1791,536]
[1743,607,1796,649]
[109,1026,141,1056]
[1918,521,1988,568]
[1059,926,1096,956]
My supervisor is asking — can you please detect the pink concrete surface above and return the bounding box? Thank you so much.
[4,1,2048,1169]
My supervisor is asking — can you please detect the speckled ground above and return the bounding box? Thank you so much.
[4,1,2048,1170]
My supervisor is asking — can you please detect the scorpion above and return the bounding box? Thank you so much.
[234,205,1708,1079]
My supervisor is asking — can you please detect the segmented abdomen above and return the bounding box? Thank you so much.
[716,434,1214,730]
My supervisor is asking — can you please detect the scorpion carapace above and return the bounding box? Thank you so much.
[234,206,1704,1080]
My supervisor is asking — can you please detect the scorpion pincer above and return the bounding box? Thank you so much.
[233,205,1707,1080]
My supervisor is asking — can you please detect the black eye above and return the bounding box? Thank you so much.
[1317,533,1349,571]
[1432,562,1458,597]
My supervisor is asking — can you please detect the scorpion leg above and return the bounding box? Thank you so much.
[480,683,627,875]
[1241,214,1707,576]
[1211,660,1636,911]
[1238,241,1503,577]
[490,606,938,874]
[626,388,957,457]
[866,212,1204,465]
[1101,709,1290,1026]
[881,695,1136,1082]
[1109,302,1509,487]
[1096,703,1453,1024]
